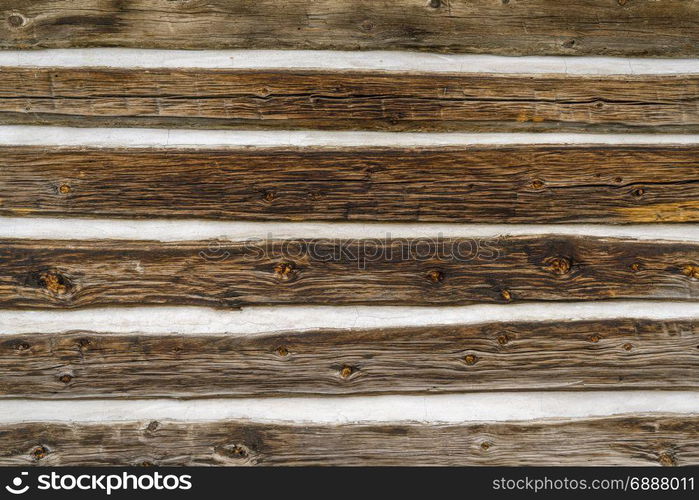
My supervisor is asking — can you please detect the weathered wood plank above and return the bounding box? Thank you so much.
[2,145,698,223]
[1,0,698,56]
[1,237,698,309]
[0,69,697,132]
[1,415,696,466]
[1,320,697,398]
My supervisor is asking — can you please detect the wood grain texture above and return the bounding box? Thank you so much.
[1,320,697,398]
[1,0,698,56]
[0,68,697,132]
[2,145,698,223]
[1,237,698,309]
[1,415,697,466]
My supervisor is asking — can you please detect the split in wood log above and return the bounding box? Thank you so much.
[1,237,698,308]
[1,145,698,223]
[0,69,697,132]
[0,415,696,466]
[1,320,697,398]
[1,0,698,57]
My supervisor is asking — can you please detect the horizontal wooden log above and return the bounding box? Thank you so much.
[1,0,698,57]
[1,415,696,465]
[1,237,698,308]
[1,320,697,398]
[0,69,697,132]
[2,145,698,223]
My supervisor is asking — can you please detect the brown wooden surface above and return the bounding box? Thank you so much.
[1,320,697,398]
[2,145,698,223]
[1,0,698,56]
[1,415,696,466]
[0,69,697,132]
[2,237,698,309]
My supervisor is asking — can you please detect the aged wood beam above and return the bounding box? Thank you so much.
[0,69,697,132]
[1,237,698,308]
[1,145,698,223]
[0,415,696,466]
[1,0,698,56]
[1,320,697,398]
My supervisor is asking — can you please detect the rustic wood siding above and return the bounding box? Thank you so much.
[2,237,698,309]
[2,145,698,223]
[1,320,697,398]
[1,415,696,466]
[0,69,697,132]
[1,0,698,56]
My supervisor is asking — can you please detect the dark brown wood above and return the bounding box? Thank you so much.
[2,145,698,223]
[1,415,696,466]
[0,68,697,132]
[1,320,697,398]
[1,0,698,56]
[1,237,698,309]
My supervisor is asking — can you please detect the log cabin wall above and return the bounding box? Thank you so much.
[0,0,698,466]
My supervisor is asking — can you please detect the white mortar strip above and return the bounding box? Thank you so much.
[0,392,696,424]
[2,49,698,74]
[3,217,698,242]
[2,127,699,148]
[0,302,697,336]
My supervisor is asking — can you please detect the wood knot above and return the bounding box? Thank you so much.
[631,187,645,198]
[622,343,633,351]
[530,179,545,190]
[630,262,642,272]
[589,334,602,343]
[273,262,296,281]
[308,191,324,201]
[339,365,357,379]
[426,269,445,283]
[545,257,571,275]
[618,0,628,5]
[562,39,576,48]
[658,452,676,467]
[496,335,509,346]
[428,0,442,7]
[275,346,289,357]
[262,190,276,202]
[500,289,512,301]
[77,338,91,351]
[32,445,48,461]
[58,374,73,384]
[464,354,479,365]
[214,443,253,461]
[360,20,374,31]
[14,341,31,351]
[146,420,159,433]
[7,13,25,28]
[38,271,72,296]
[58,184,71,195]
[139,461,155,467]
[480,441,491,450]
[682,265,699,279]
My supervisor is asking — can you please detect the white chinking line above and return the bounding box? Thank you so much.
[0,48,698,74]
[0,51,698,425]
